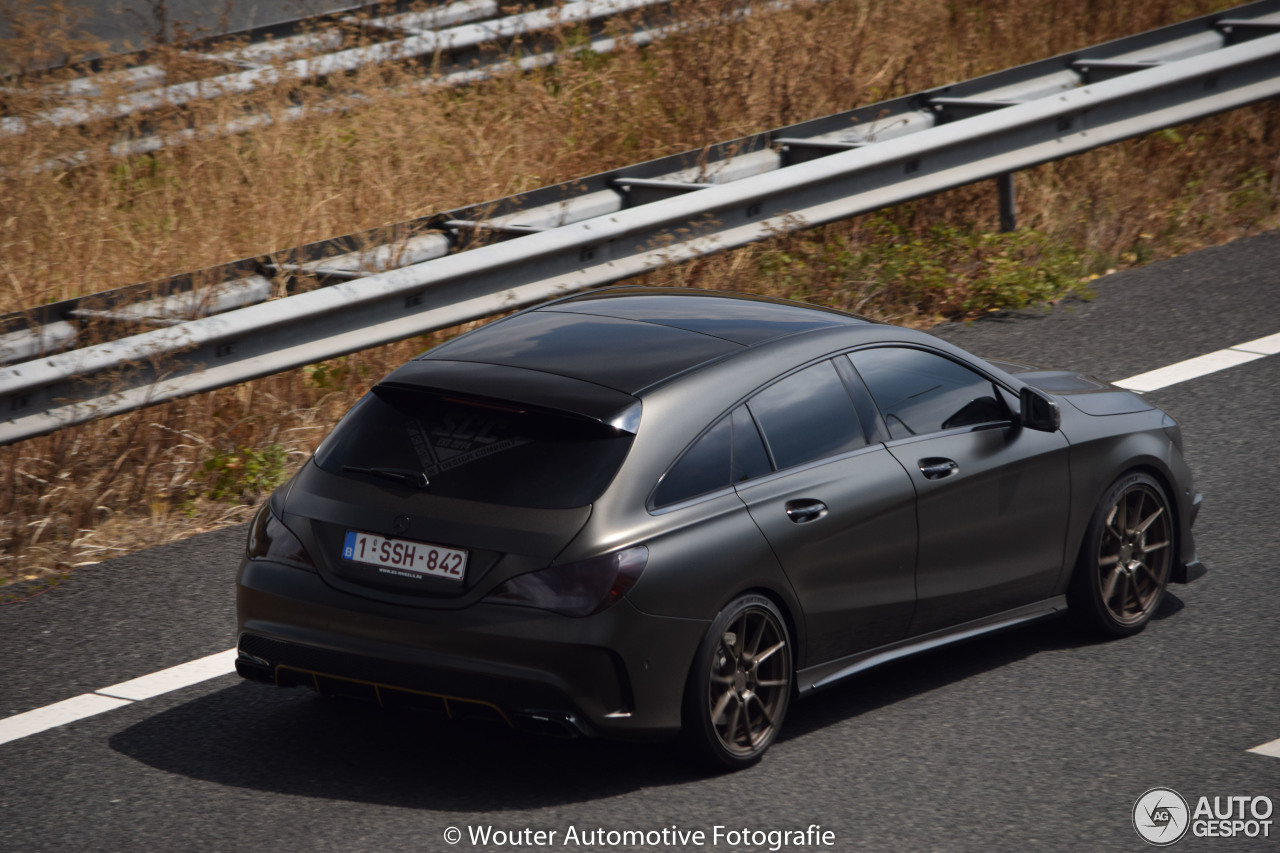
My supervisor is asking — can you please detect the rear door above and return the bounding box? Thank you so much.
[845,347,1071,635]
[733,359,918,665]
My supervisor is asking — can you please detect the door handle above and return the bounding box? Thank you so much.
[785,499,828,523]
[919,458,959,480]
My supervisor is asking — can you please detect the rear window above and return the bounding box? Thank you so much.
[314,388,634,509]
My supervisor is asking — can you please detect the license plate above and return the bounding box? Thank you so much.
[341,530,467,582]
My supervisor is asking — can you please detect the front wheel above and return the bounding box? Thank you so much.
[1069,472,1173,638]
[684,594,792,770]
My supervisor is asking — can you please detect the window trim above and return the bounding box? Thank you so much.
[832,354,888,446]
[731,404,772,485]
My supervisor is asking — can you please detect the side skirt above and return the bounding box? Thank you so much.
[796,596,1068,694]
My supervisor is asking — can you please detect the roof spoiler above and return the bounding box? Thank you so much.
[377,359,642,434]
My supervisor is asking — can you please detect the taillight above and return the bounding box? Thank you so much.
[246,504,317,572]
[485,545,648,617]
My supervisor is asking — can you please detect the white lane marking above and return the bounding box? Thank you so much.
[0,693,132,747]
[1119,331,1280,760]
[1235,330,1280,355]
[2,329,1279,749]
[1248,738,1280,759]
[0,648,236,747]
[1114,331,1280,392]
[95,649,239,701]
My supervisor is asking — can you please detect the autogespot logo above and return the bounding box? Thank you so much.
[1134,788,1191,846]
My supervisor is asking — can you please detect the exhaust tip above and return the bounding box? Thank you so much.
[512,710,589,738]
[234,652,275,685]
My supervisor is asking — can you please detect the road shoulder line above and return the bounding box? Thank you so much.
[0,649,237,747]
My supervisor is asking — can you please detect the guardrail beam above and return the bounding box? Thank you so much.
[3,2,1280,445]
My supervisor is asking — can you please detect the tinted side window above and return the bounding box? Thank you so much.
[748,360,865,470]
[847,348,1009,439]
[653,416,732,507]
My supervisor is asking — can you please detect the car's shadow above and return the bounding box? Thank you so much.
[782,592,1183,740]
[109,596,1181,809]
[110,681,709,810]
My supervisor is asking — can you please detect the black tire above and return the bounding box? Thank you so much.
[683,593,792,770]
[1069,471,1174,638]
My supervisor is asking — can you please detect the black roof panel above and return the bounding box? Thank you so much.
[423,310,742,393]
[419,289,875,395]
[548,290,865,345]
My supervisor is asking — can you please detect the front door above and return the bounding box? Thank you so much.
[846,346,1070,635]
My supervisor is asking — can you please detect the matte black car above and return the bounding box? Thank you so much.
[235,287,1204,768]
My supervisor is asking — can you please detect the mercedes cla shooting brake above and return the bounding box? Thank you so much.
[235,287,1204,768]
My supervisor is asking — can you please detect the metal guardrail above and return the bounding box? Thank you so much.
[9,0,1273,355]
[2,1,1280,445]
[4,0,675,165]
[3,0,667,133]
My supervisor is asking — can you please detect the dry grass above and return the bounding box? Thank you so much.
[1,0,1276,583]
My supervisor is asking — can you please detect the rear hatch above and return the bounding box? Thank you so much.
[287,374,638,607]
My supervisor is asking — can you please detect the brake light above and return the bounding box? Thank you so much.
[485,545,648,617]
[246,504,317,571]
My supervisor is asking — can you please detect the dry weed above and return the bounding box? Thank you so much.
[1,0,1275,581]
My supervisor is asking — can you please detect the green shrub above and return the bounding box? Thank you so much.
[203,443,289,503]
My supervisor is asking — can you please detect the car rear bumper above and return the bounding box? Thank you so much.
[236,557,707,739]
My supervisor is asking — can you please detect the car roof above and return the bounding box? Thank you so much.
[416,288,874,395]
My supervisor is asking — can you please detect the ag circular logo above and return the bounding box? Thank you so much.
[1134,787,1191,846]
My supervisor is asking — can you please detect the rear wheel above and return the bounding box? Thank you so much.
[684,594,792,770]
[1069,472,1173,638]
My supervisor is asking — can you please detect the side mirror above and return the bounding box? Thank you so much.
[1019,386,1061,432]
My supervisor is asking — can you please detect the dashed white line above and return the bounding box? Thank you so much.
[1247,738,1280,759]
[0,649,236,747]
[1,328,1278,749]
[0,694,132,747]
[95,648,238,701]
[1113,331,1280,392]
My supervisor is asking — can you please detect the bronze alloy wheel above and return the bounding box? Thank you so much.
[1098,481,1172,624]
[1071,472,1173,638]
[687,594,792,769]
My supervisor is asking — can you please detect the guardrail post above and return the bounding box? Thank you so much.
[997,172,1017,232]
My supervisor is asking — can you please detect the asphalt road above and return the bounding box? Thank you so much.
[2,234,1280,852]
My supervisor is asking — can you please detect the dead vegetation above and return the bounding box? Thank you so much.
[1,0,1275,583]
